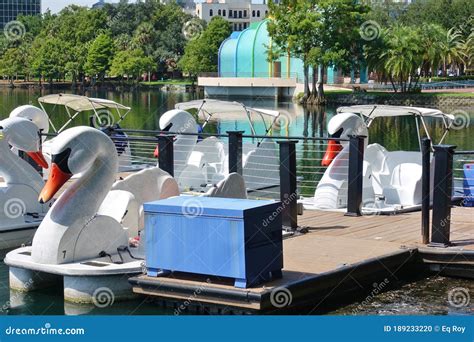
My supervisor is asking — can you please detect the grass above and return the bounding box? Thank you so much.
[141,79,193,86]
[323,90,474,98]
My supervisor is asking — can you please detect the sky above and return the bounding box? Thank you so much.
[42,1,123,14]
[42,0,267,14]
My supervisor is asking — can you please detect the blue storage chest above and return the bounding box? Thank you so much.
[463,164,474,207]
[144,197,283,288]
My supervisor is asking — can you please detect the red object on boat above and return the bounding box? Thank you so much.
[321,140,343,167]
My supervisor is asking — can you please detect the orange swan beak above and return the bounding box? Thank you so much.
[321,140,343,167]
[38,163,72,204]
[26,151,49,169]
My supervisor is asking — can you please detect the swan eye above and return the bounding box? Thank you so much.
[330,128,343,139]
[162,123,173,132]
[52,148,72,174]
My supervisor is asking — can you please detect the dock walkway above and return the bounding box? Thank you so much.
[130,208,474,313]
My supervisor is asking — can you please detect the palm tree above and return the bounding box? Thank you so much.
[461,30,474,72]
[381,25,422,92]
[440,28,464,76]
[419,24,445,79]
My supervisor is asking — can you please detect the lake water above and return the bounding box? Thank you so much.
[0,88,473,315]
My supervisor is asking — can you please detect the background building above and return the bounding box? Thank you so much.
[92,0,106,9]
[0,0,41,28]
[196,0,277,32]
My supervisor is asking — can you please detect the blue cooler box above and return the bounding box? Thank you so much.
[144,197,283,288]
[463,164,474,207]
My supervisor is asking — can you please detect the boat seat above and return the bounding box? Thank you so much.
[192,137,226,181]
[365,143,389,195]
[243,139,279,191]
[205,173,247,199]
[383,162,422,206]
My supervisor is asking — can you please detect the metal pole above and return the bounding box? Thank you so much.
[430,144,456,247]
[421,138,431,244]
[227,131,244,175]
[278,140,298,230]
[157,135,175,177]
[345,135,365,217]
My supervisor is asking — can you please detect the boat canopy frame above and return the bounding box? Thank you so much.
[337,105,456,150]
[175,99,281,141]
[38,94,132,134]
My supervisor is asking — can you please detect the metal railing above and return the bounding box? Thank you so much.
[37,127,366,231]
[426,145,474,247]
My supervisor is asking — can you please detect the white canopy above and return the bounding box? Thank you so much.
[175,99,280,118]
[337,105,454,121]
[38,94,131,133]
[175,99,281,136]
[337,105,456,147]
[38,94,131,112]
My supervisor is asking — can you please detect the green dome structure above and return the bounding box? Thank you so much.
[218,19,368,84]
[219,19,316,80]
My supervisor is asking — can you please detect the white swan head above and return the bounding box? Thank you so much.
[9,105,49,134]
[39,126,116,203]
[322,113,368,167]
[154,109,198,158]
[159,109,198,135]
[0,117,48,169]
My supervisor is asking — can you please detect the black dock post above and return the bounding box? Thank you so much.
[345,135,365,217]
[421,138,431,244]
[227,131,244,175]
[430,145,456,247]
[278,140,298,230]
[157,135,175,177]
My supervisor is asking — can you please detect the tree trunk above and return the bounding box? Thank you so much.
[311,65,318,100]
[303,63,310,103]
[389,76,396,93]
[316,65,326,104]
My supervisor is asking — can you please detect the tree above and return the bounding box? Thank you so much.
[110,49,155,83]
[308,0,368,103]
[268,0,315,102]
[85,33,115,82]
[0,48,27,86]
[269,0,368,104]
[178,17,230,81]
[440,28,465,76]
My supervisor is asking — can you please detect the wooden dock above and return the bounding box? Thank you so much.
[130,207,474,313]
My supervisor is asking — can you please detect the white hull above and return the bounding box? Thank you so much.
[0,223,39,253]
[5,246,143,303]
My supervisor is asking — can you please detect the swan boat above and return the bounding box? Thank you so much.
[4,125,248,303]
[0,117,49,253]
[303,105,456,214]
[160,99,284,193]
[4,126,182,303]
